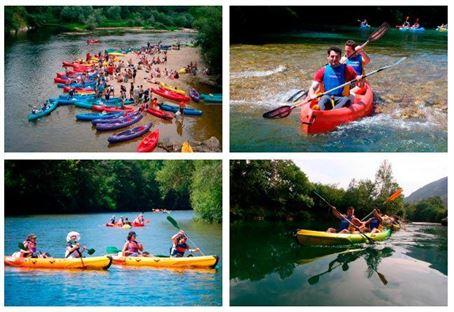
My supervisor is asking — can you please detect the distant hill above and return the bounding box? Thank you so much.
[405,177,447,206]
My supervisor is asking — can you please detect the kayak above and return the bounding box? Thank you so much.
[147,107,174,120]
[137,129,159,152]
[87,39,100,44]
[181,141,194,152]
[108,122,152,144]
[108,52,126,57]
[159,103,203,116]
[296,228,392,246]
[300,82,373,134]
[74,101,95,109]
[63,86,94,93]
[91,104,135,113]
[437,27,447,32]
[28,100,58,121]
[189,88,200,102]
[159,82,187,95]
[360,24,371,29]
[399,27,425,32]
[111,255,219,269]
[5,255,112,270]
[106,223,132,229]
[96,114,143,131]
[201,93,222,103]
[76,112,123,121]
[151,87,190,102]
[92,112,141,125]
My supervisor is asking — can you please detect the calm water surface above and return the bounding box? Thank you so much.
[230,221,446,305]
[230,27,447,152]
[5,211,222,306]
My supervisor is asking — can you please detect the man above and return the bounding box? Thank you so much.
[327,206,364,233]
[341,40,370,94]
[307,47,362,110]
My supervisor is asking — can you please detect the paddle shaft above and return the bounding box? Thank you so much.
[361,189,403,221]
[342,22,389,62]
[166,214,206,256]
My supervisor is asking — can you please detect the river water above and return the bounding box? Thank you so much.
[5,211,222,306]
[230,221,446,306]
[5,29,222,152]
[230,27,447,152]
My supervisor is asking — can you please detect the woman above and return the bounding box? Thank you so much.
[19,234,48,258]
[170,230,200,257]
[121,231,145,257]
[65,231,87,258]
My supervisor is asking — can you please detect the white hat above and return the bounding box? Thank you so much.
[66,231,81,242]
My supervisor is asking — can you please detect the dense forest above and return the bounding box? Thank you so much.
[5,6,222,75]
[5,160,222,223]
[230,160,447,223]
[231,6,448,42]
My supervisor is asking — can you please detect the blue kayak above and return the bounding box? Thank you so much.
[107,122,153,143]
[28,100,58,121]
[75,112,123,121]
[91,111,140,125]
[96,113,143,131]
[200,93,222,104]
[159,103,203,116]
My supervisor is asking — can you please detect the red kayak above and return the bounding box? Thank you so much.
[151,87,190,102]
[137,129,159,152]
[92,105,135,113]
[54,77,69,84]
[147,108,174,120]
[300,83,374,134]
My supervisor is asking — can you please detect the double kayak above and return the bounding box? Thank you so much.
[137,129,159,152]
[300,82,373,134]
[159,103,203,116]
[108,122,152,144]
[106,223,132,229]
[96,114,143,131]
[5,255,112,270]
[151,87,190,102]
[296,228,392,246]
[28,100,58,121]
[147,107,174,120]
[111,255,219,269]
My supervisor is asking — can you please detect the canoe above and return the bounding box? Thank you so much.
[151,87,190,102]
[76,112,123,121]
[137,129,159,152]
[147,107,174,120]
[300,82,373,134]
[108,122,152,144]
[96,113,143,131]
[159,103,203,116]
[296,228,392,246]
[4,255,112,270]
[159,82,187,95]
[181,141,194,153]
[201,93,222,104]
[189,88,200,102]
[111,255,219,269]
[28,100,58,121]
[92,112,141,125]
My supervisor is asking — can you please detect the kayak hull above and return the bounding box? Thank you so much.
[137,129,159,152]
[112,255,219,269]
[300,83,373,134]
[107,122,152,143]
[296,228,392,246]
[159,103,203,116]
[96,114,143,131]
[4,256,112,270]
[147,108,174,120]
[152,87,190,102]
[28,101,58,121]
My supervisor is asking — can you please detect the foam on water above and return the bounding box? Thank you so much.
[231,65,286,79]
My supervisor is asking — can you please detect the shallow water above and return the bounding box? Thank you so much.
[5,211,222,306]
[230,221,446,306]
[230,27,447,152]
[5,30,222,152]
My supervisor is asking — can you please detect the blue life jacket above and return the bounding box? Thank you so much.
[323,64,347,96]
[346,54,363,75]
[339,216,353,231]
[370,218,380,229]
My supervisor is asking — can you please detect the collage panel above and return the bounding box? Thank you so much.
[5,6,222,152]
[4,160,222,306]
[230,6,447,152]
[230,157,447,306]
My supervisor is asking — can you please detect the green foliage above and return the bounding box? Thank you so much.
[406,197,447,222]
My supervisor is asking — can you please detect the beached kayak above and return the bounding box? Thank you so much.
[111,255,219,269]
[159,82,187,95]
[151,87,190,102]
[28,100,58,121]
[296,228,392,246]
[92,111,140,125]
[137,129,159,152]
[189,88,200,102]
[147,108,174,120]
[159,103,203,116]
[4,255,112,270]
[108,122,152,144]
[96,114,143,131]
[201,93,222,104]
[300,82,373,134]
[91,104,135,113]
[181,141,194,152]
[76,112,123,121]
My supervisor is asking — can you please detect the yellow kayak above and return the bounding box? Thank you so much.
[4,256,112,270]
[112,255,219,269]
[181,141,193,152]
[159,82,187,95]
[108,52,125,57]
[178,67,187,74]
[296,228,392,246]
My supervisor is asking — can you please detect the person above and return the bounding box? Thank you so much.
[150,97,159,109]
[360,19,369,27]
[412,18,421,29]
[307,47,362,110]
[19,234,49,258]
[364,209,383,233]
[170,230,200,257]
[116,216,124,226]
[133,213,145,225]
[327,206,364,233]
[401,16,411,28]
[107,215,116,226]
[65,231,86,258]
[341,40,370,95]
[121,231,146,257]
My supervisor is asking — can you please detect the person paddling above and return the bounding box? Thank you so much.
[411,18,421,29]
[133,213,145,225]
[307,47,362,111]
[121,231,146,257]
[19,234,49,258]
[364,209,383,233]
[65,231,87,258]
[341,40,370,95]
[360,19,369,27]
[170,230,200,257]
[401,16,411,28]
[327,206,365,233]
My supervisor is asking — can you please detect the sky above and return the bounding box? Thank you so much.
[293,154,448,196]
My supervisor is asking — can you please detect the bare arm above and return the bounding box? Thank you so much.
[308,81,320,100]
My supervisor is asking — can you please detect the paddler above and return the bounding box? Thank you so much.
[106,215,116,226]
[401,16,411,28]
[65,231,87,258]
[364,209,383,233]
[133,213,145,225]
[307,47,362,110]
[327,206,365,233]
[170,230,200,257]
[341,40,370,95]
[19,234,49,258]
[411,18,421,29]
[121,231,147,257]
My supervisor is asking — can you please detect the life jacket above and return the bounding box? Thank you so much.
[126,240,141,253]
[370,218,380,229]
[345,54,364,75]
[339,216,353,231]
[65,240,81,258]
[322,64,349,96]
[172,242,188,257]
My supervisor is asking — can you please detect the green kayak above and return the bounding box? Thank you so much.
[296,228,392,246]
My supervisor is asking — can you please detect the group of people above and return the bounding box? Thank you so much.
[327,206,401,234]
[400,16,422,29]
[106,213,146,227]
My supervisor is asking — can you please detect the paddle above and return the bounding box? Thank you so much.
[263,57,406,119]
[105,246,166,257]
[166,213,205,256]
[312,191,375,245]
[286,90,308,103]
[360,188,403,221]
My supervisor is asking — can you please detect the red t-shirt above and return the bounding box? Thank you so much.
[313,65,358,83]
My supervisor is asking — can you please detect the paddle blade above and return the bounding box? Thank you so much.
[386,188,402,202]
[369,22,390,42]
[263,105,293,119]
[106,246,121,254]
[166,215,180,230]
[308,276,320,285]
[87,248,96,255]
[377,272,388,285]
[18,242,27,251]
